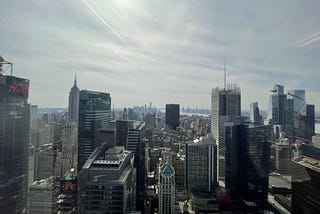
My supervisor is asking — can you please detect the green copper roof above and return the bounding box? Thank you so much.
[161,163,174,174]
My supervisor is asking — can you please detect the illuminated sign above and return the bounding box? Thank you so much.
[60,178,77,194]
[0,76,29,98]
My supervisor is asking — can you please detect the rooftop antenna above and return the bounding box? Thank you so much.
[224,57,227,90]
[0,55,13,76]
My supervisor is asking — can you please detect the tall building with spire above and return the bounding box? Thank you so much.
[211,85,241,180]
[68,75,80,124]
[158,163,175,214]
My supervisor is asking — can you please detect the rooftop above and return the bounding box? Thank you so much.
[293,156,320,173]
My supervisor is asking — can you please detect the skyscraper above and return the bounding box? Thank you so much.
[79,145,136,213]
[158,163,175,214]
[0,59,30,213]
[186,134,218,194]
[211,85,241,180]
[288,89,306,118]
[238,124,271,210]
[267,84,287,126]
[126,122,147,212]
[68,76,80,123]
[165,104,180,130]
[78,90,111,171]
[249,102,262,124]
[291,156,320,214]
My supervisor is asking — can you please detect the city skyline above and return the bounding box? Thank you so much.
[1,0,320,110]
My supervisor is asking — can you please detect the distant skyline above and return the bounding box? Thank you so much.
[1,0,320,110]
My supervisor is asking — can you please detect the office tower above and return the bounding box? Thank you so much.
[288,89,306,122]
[144,113,156,129]
[173,155,186,191]
[306,104,315,142]
[267,84,287,126]
[158,163,175,214]
[313,134,320,148]
[291,156,320,214]
[0,63,30,213]
[78,90,111,171]
[28,145,35,185]
[296,104,315,143]
[28,177,58,214]
[224,124,239,200]
[30,105,39,130]
[126,122,147,212]
[97,129,116,148]
[128,108,134,120]
[116,120,133,147]
[211,85,241,180]
[186,134,217,194]
[68,76,80,123]
[249,102,262,124]
[165,104,180,130]
[79,146,136,213]
[55,122,78,177]
[35,144,56,180]
[238,124,271,210]
[273,142,291,174]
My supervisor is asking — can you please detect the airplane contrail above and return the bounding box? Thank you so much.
[296,32,320,47]
[81,0,128,46]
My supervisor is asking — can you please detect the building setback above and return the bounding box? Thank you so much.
[0,71,30,213]
[79,145,136,213]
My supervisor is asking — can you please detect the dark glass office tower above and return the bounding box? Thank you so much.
[126,122,147,212]
[0,71,30,213]
[78,90,111,171]
[238,124,272,210]
[165,104,180,130]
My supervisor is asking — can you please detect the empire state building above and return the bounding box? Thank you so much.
[68,76,80,123]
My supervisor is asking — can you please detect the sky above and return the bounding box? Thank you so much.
[1,0,320,110]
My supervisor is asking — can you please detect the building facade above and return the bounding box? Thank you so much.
[68,76,80,123]
[80,146,136,213]
[165,104,180,130]
[158,163,175,214]
[186,134,217,194]
[78,90,111,171]
[291,156,320,214]
[0,72,30,213]
[249,102,262,124]
[211,85,241,180]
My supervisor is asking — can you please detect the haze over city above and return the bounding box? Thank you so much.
[1,0,320,109]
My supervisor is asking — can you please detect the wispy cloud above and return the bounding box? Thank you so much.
[296,32,320,47]
[81,0,128,46]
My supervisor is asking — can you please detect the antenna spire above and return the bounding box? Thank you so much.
[224,57,227,90]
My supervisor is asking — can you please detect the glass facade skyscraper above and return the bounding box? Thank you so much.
[0,74,30,213]
[78,90,111,171]
[211,85,241,180]
[165,104,180,130]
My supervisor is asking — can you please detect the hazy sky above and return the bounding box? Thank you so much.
[1,0,320,110]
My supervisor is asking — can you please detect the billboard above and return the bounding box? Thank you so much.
[0,75,29,98]
[60,177,77,194]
